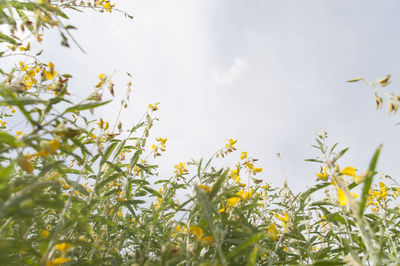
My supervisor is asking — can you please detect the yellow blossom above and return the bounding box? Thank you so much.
[267,223,280,241]
[37,137,61,157]
[316,167,328,181]
[353,172,367,184]
[237,190,252,200]
[379,182,387,200]
[252,167,262,174]
[55,242,72,253]
[174,162,188,175]
[240,151,247,160]
[230,168,240,180]
[44,62,57,80]
[199,184,212,194]
[59,179,71,189]
[227,196,241,207]
[337,188,359,206]
[149,102,159,111]
[41,230,49,238]
[51,257,72,265]
[245,161,254,170]
[341,166,356,177]
[189,225,203,241]
[201,236,214,246]
[19,42,30,51]
[19,61,28,71]
[156,137,167,147]
[17,155,34,173]
[225,138,237,152]
[338,188,347,206]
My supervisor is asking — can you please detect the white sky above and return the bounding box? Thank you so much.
[39,0,400,192]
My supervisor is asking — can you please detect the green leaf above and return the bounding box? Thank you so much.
[228,233,265,259]
[359,145,381,217]
[0,131,24,147]
[100,141,118,168]
[142,186,162,198]
[113,139,127,160]
[209,169,228,200]
[39,160,65,177]
[246,245,259,266]
[129,150,141,170]
[0,32,17,44]
[65,100,111,113]
[298,182,330,211]
[95,172,123,193]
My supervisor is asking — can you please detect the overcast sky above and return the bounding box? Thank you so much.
[40,0,400,191]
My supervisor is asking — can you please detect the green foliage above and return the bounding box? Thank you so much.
[0,1,399,265]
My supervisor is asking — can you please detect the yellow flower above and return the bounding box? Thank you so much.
[55,242,72,253]
[227,196,241,207]
[156,137,167,148]
[316,167,328,181]
[19,42,30,51]
[230,169,240,180]
[149,102,159,111]
[199,184,212,194]
[240,151,247,160]
[95,73,107,87]
[245,162,254,170]
[97,118,104,128]
[218,201,226,213]
[337,188,359,206]
[189,225,203,240]
[174,162,188,175]
[252,167,262,175]
[379,182,387,200]
[19,61,28,71]
[338,188,347,206]
[225,138,237,152]
[59,179,71,189]
[41,230,49,238]
[341,166,356,177]
[51,257,72,265]
[353,172,367,184]
[201,236,214,246]
[275,212,289,222]
[17,155,34,173]
[237,190,252,200]
[44,62,57,80]
[37,138,61,157]
[154,197,162,209]
[267,223,280,241]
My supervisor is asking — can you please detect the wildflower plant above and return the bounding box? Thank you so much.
[0,1,399,265]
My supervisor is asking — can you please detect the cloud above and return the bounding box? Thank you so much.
[216,57,248,86]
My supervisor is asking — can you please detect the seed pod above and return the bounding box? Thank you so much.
[375,93,383,110]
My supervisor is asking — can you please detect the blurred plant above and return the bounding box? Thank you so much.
[0,1,399,265]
